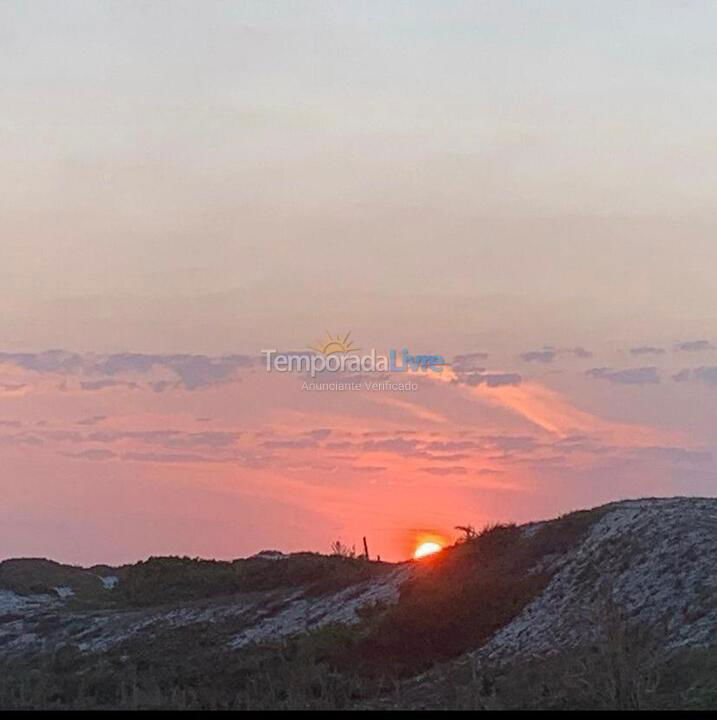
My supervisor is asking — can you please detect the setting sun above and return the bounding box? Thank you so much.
[414,541,443,559]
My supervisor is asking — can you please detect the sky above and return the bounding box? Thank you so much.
[1,1,716,564]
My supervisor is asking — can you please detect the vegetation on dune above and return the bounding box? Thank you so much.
[350,507,608,676]
[351,524,546,675]
[2,607,716,710]
[0,624,350,710]
[0,552,392,609]
[1,503,716,710]
[119,553,391,607]
[0,559,107,600]
[118,557,242,606]
[403,596,717,711]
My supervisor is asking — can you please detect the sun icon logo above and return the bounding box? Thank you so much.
[308,331,359,355]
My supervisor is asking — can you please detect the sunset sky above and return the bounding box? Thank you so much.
[2,1,717,564]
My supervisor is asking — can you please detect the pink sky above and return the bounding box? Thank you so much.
[2,2,717,563]
[0,345,714,564]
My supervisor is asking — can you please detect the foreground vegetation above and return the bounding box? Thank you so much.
[0,553,392,609]
[1,505,715,710]
[2,597,715,710]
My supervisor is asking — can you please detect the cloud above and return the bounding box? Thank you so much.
[634,446,712,464]
[94,353,254,389]
[86,430,241,448]
[459,371,522,388]
[0,350,255,390]
[430,453,471,462]
[694,367,717,384]
[121,451,233,464]
[451,353,489,372]
[419,466,468,476]
[149,381,180,393]
[76,415,107,426]
[0,350,83,373]
[61,448,117,461]
[520,349,557,363]
[360,437,421,454]
[630,346,666,356]
[672,367,717,385]
[261,438,318,449]
[0,433,44,447]
[80,380,140,391]
[675,340,715,353]
[518,346,592,364]
[325,441,354,450]
[162,431,242,448]
[449,359,522,389]
[424,440,479,452]
[586,367,660,385]
[303,429,332,440]
[567,347,593,359]
[481,435,538,452]
[369,395,449,423]
[41,430,84,442]
[0,383,28,393]
[466,380,672,443]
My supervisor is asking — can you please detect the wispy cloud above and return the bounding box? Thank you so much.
[586,367,660,385]
[0,351,255,390]
[519,346,592,363]
[672,367,717,385]
[630,346,666,356]
[675,340,715,353]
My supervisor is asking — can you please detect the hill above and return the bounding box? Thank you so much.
[0,497,715,710]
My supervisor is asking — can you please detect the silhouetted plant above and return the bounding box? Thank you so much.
[330,541,356,559]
